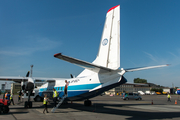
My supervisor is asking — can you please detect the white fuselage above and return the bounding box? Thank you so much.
[38,71,127,100]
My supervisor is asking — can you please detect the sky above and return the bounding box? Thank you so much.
[0,0,180,87]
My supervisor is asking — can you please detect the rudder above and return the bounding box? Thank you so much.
[93,5,120,70]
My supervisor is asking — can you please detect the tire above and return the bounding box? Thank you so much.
[24,101,32,108]
[125,97,129,100]
[84,100,92,106]
[0,106,2,114]
[34,96,42,102]
[24,101,28,108]
[0,103,3,114]
[2,106,9,114]
[29,101,32,108]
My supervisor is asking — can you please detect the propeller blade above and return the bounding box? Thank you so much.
[70,74,73,78]
[26,71,30,77]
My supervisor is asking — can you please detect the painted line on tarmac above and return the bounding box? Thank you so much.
[127,105,180,112]
[11,114,18,120]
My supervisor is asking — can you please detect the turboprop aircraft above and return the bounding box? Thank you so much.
[0,5,168,107]
[38,5,168,106]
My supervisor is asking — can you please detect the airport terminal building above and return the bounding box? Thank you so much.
[106,83,172,95]
[0,81,13,93]
[106,83,149,95]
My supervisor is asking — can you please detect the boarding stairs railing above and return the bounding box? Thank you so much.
[51,95,67,113]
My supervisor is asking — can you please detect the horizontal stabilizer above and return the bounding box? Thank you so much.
[124,64,169,72]
[54,53,115,73]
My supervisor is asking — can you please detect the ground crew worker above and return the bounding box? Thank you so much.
[64,80,69,96]
[5,92,8,99]
[10,93,15,105]
[18,90,22,102]
[43,94,49,113]
[53,88,58,107]
[167,93,171,102]
[7,92,11,100]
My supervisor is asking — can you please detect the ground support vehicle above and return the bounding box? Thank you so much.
[0,99,10,114]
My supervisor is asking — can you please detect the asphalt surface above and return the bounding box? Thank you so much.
[1,94,180,120]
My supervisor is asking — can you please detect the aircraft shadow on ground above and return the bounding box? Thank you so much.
[0,112,28,115]
[58,102,180,120]
[6,101,180,119]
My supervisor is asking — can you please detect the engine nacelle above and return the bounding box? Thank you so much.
[25,82,34,91]
[21,78,35,92]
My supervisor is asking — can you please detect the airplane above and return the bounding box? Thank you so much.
[38,5,169,106]
[0,5,168,107]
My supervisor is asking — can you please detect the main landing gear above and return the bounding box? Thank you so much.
[24,101,32,108]
[84,99,92,106]
[24,89,33,108]
[23,70,34,108]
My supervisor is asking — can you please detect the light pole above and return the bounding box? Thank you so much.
[30,65,33,77]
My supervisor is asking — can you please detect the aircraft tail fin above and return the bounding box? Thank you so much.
[54,5,121,77]
[93,5,120,70]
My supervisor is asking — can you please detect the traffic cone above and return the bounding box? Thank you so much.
[151,100,153,105]
[175,99,177,104]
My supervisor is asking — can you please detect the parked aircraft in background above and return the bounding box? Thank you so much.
[0,5,168,107]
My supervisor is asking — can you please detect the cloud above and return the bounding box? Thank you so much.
[0,37,61,56]
[168,52,178,58]
[0,50,28,56]
[143,51,158,62]
[143,50,180,68]
[167,51,180,66]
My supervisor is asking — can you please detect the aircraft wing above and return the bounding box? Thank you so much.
[124,64,169,72]
[0,76,58,83]
[0,76,28,83]
[54,53,114,73]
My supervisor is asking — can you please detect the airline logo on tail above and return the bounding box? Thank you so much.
[102,39,108,46]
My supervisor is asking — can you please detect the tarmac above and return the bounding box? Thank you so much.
[1,95,180,120]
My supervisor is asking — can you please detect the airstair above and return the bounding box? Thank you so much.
[51,95,67,113]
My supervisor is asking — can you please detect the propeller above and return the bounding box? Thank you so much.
[70,74,73,78]
[22,71,30,91]
[26,71,30,77]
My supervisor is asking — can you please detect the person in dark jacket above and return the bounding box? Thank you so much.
[7,92,10,100]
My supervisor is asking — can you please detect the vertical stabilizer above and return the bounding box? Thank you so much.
[77,5,120,77]
[93,5,120,70]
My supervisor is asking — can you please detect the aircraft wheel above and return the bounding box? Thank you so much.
[29,101,32,108]
[34,96,42,102]
[84,100,92,106]
[24,101,28,108]
[0,105,2,114]
[24,101,32,108]
[2,106,9,114]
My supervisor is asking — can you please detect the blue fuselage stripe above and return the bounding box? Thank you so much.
[39,83,101,98]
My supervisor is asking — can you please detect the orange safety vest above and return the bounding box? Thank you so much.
[5,93,8,98]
